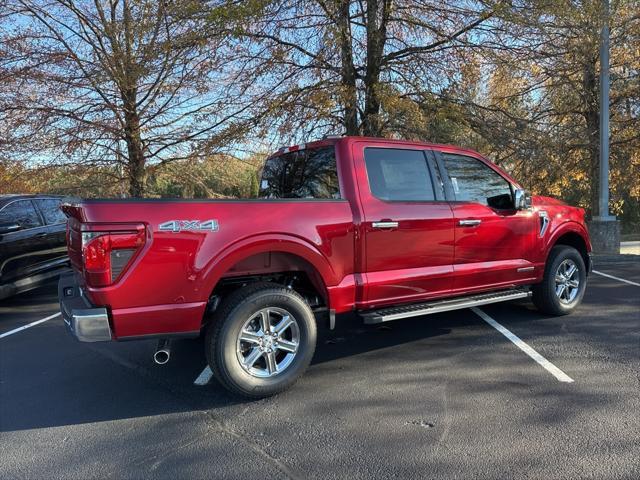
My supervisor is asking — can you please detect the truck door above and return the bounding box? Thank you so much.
[353,142,455,308]
[437,151,538,292]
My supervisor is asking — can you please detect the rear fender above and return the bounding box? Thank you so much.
[200,234,337,303]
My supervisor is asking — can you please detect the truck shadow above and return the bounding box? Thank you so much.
[0,306,465,431]
[1,278,635,433]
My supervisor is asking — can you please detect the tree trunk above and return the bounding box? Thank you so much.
[121,0,145,198]
[582,60,600,217]
[362,0,385,137]
[336,0,359,135]
[123,90,145,197]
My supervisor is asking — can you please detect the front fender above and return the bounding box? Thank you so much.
[542,220,592,268]
[545,221,590,251]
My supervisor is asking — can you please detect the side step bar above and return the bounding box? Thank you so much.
[360,289,531,324]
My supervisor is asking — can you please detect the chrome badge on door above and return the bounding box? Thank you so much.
[159,220,219,233]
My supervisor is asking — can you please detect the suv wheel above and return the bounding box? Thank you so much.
[205,283,317,398]
[532,245,587,315]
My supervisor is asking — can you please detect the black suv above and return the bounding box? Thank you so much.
[0,195,69,300]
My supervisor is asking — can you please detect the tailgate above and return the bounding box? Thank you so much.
[65,217,84,271]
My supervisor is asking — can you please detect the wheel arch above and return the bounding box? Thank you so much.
[200,234,336,308]
[546,223,592,274]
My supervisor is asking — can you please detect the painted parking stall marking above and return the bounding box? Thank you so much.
[471,307,574,383]
[0,312,61,339]
[194,366,214,385]
[592,270,640,287]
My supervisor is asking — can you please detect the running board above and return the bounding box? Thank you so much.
[360,289,531,324]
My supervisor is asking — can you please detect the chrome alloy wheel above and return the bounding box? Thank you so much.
[236,307,300,378]
[555,259,580,304]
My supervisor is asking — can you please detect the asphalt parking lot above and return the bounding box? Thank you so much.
[1,258,639,479]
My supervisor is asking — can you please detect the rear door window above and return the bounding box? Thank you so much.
[364,148,436,201]
[36,199,66,225]
[259,146,340,199]
[0,200,43,229]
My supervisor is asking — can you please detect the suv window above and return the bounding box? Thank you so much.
[0,200,42,229]
[364,148,436,201]
[259,146,340,199]
[442,154,513,209]
[36,198,66,224]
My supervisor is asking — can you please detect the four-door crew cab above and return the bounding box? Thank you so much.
[59,137,592,397]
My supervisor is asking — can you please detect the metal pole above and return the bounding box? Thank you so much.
[598,0,610,218]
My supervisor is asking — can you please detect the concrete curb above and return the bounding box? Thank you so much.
[592,253,640,265]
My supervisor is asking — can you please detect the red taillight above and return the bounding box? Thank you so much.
[81,228,145,287]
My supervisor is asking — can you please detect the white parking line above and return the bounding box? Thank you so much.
[471,307,574,383]
[194,366,213,386]
[592,270,640,287]
[0,312,61,339]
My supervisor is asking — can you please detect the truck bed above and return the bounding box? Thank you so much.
[62,198,355,338]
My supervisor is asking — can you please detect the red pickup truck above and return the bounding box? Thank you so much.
[59,136,592,397]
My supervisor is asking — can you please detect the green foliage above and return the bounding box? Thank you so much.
[146,155,263,199]
[0,155,263,200]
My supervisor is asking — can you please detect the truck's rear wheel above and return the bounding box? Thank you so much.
[205,283,317,398]
[532,245,587,315]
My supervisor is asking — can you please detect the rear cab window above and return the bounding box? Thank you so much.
[259,146,340,199]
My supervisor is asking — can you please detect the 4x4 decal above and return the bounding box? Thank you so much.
[159,219,219,233]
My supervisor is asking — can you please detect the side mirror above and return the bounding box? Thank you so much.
[514,188,532,210]
[0,222,21,234]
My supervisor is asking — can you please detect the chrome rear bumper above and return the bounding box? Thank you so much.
[58,272,112,342]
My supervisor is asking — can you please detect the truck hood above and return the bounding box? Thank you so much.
[532,195,567,207]
[531,195,587,228]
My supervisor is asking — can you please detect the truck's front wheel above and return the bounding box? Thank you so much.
[532,245,587,316]
[205,283,317,398]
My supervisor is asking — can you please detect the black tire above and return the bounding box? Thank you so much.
[205,282,317,398]
[532,245,587,315]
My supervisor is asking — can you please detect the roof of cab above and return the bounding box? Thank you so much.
[271,135,485,159]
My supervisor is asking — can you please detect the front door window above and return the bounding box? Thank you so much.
[442,153,513,210]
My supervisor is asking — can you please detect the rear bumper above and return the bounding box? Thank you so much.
[58,272,112,342]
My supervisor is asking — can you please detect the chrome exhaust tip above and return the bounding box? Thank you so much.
[153,339,171,365]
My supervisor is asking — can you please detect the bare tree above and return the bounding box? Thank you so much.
[215,0,504,139]
[0,0,260,196]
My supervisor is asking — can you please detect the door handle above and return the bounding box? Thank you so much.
[372,221,399,229]
[458,219,482,227]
